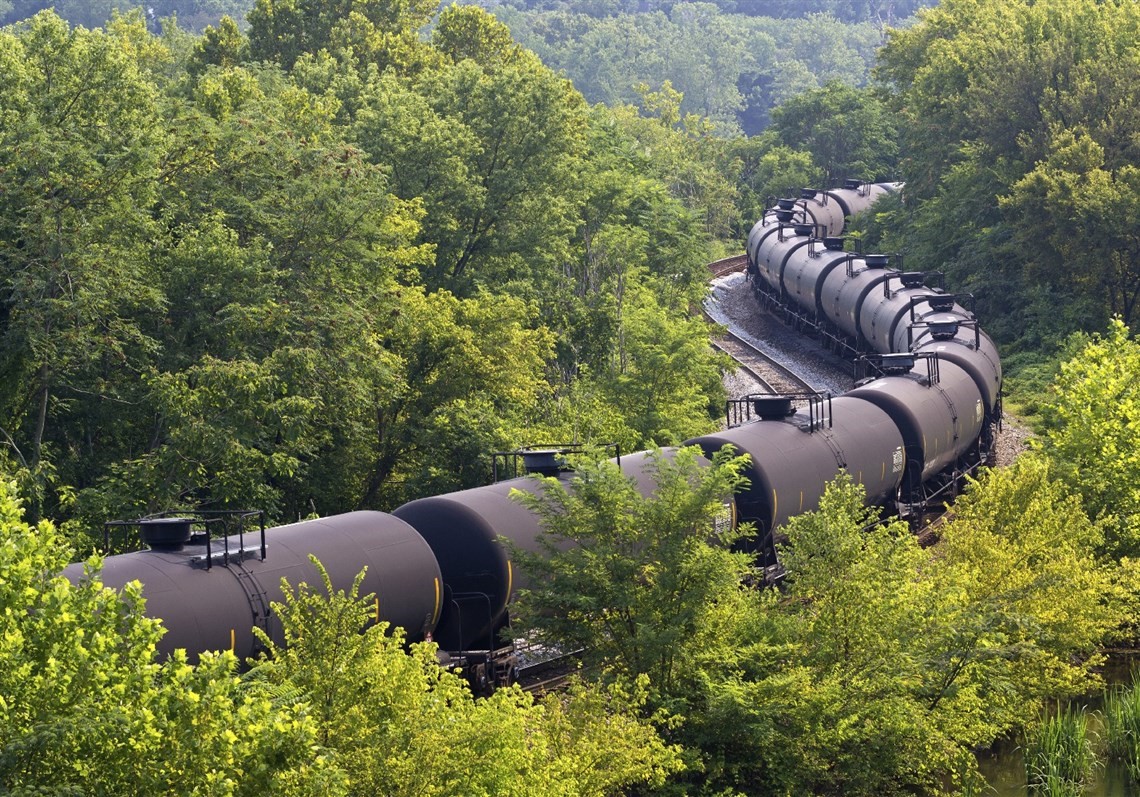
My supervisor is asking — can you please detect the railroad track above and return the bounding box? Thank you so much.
[516,648,586,696]
[712,328,817,394]
[703,257,818,394]
[708,254,748,278]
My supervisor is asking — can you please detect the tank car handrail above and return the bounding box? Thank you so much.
[906,292,976,319]
[845,253,892,277]
[491,443,620,482]
[906,313,982,352]
[102,509,267,569]
[856,351,942,385]
[725,391,833,431]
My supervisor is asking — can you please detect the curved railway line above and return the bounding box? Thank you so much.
[705,254,819,397]
[711,329,817,394]
[708,253,748,278]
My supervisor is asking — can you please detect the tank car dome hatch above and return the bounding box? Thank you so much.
[520,448,566,477]
[775,208,796,223]
[843,178,863,190]
[899,272,926,289]
[800,188,818,199]
[824,237,845,251]
[776,198,797,210]
[879,353,917,374]
[928,295,957,313]
[929,320,961,340]
[139,517,194,550]
[752,396,797,419]
[863,254,890,268]
[793,223,815,237]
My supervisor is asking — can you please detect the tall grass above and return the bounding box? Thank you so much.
[1101,676,1140,782]
[1024,705,1098,797]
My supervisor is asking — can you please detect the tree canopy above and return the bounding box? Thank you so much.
[0,8,731,530]
[511,459,1125,795]
[872,0,1140,350]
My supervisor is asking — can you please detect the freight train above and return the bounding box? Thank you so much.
[63,180,1000,689]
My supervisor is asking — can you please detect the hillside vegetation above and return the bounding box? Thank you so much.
[3,0,1140,793]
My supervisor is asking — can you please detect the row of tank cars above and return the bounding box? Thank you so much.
[62,180,1001,690]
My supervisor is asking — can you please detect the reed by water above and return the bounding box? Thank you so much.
[1102,676,1140,784]
[1024,705,1099,796]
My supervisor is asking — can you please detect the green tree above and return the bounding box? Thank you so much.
[697,468,1120,796]
[432,3,524,68]
[355,287,555,508]
[247,560,684,796]
[876,0,1140,346]
[1035,319,1140,559]
[600,287,729,448]
[510,445,754,703]
[770,80,898,183]
[1003,131,1140,330]
[727,135,824,233]
[0,12,167,517]
[416,51,589,292]
[246,0,436,70]
[189,14,247,75]
[69,62,436,522]
[0,477,338,794]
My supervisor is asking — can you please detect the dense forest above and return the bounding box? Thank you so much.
[3,0,1140,793]
[1,0,901,134]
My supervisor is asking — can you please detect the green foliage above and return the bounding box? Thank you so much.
[878,0,1140,347]
[1034,319,1140,558]
[500,0,931,25]
[552,284,727,451]
[925,458,1120,732]
[1024,706,1099,797]
[727,135,824,232]
[770,80,899,183]
[0,477,336,794]
[496,5,885,136]
[1003,132,1140,330]
[1101,676,1140,783]
[189,15,247,75]
[509,445,755,702]
[516,460,1125,795]
[415,52,589,292]
[246,0,437,70]
[0,10,732,528]
[248,558,684,796]
[432,3,523,68]
[354,287,556,507]
[0,11,168,519]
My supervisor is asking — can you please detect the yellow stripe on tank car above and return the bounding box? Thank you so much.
[507,560,514,601]
[799,491,804,512]
[432,578,441,628]
[772,489,778,523]
[230,628,235,652]
[375,596,380,624]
